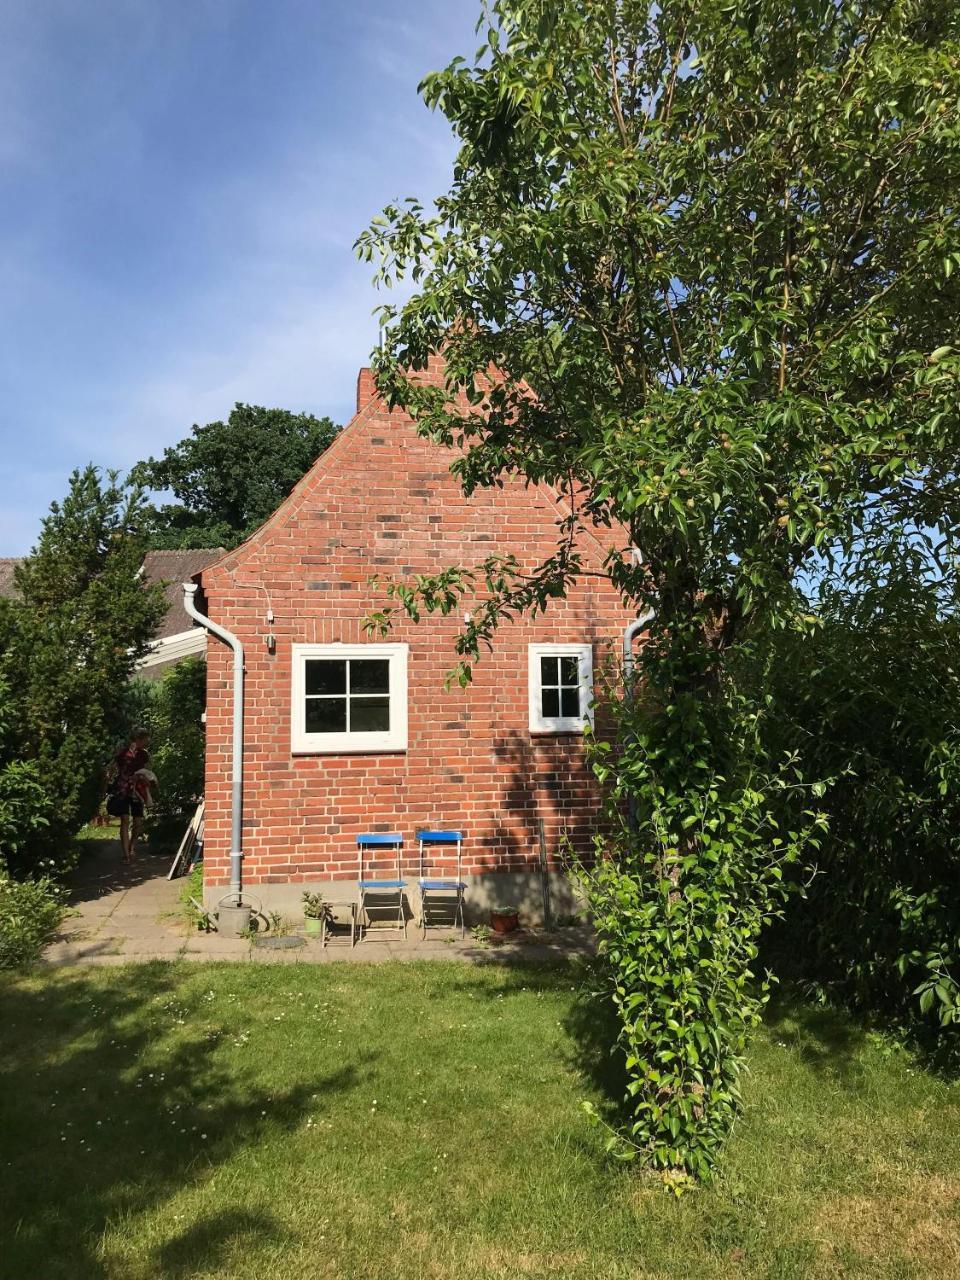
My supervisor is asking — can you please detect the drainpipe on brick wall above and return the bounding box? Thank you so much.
[183,583,245,903]
[622,609,654,679]
[623,610,654,831]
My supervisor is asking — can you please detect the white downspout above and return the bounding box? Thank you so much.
[623,609,654,831]
[623,609,654,680]
[183,582,245,904]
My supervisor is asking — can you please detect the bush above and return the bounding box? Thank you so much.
[759,568,960,1046]
[0,871,65,970]
[0,670,54,872]
[581,681,826,1182]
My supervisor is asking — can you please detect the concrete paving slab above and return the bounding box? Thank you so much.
[181,948,251,964]
[43,839,595,970]
[181,936,250,959]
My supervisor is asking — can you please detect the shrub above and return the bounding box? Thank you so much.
[0,672,53,868]
[581,683,826,1181]
[0,871,65,970]
[758,566,960,1045]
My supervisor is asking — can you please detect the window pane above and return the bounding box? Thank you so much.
[350,659,390,694]
[305,660,346,696]
[561,687,581,718]
[350,696,391,732]
[559,655,579,687]
[540,656,558,685]
[541,687,560,718]
[305,697,347,733]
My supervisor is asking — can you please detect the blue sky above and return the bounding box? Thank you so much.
[0,0,478,553]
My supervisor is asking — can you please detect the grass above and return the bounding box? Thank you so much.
[75,819,122,841]
[1,961,958,1280]
[75,817,183,855]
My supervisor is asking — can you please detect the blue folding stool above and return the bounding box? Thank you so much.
[357,833,406,941]
[417,830,466,939]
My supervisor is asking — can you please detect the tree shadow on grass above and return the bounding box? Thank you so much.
[562,981,631,1127]
[764,988,871,1084]
[0,964,373,1280]
[156,1208,285,1279]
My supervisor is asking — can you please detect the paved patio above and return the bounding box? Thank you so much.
[43,839,595,967]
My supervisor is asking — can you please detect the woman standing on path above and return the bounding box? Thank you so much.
[107,727,151,862]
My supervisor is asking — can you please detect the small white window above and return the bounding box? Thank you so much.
[528,643,593,734]
[291,643,408,754]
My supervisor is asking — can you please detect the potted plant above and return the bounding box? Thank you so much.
[302,891,331,936]
[489,905,520,935]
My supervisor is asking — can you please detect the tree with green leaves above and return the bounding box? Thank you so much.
[0,673,52,871]
[133,404,339,549]
[757,544,960,1041]
[0,467,165,868]
[127,656,206,844]
[358,0,960,1178]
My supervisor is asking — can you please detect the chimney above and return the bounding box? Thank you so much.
[356,367,378,413]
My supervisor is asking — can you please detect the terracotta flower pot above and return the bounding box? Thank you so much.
[490,910,519,935]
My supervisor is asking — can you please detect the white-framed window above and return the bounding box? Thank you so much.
[291,643,408,754]
[528,643,593,734]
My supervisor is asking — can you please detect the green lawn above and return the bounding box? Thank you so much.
[1,961,958,1280]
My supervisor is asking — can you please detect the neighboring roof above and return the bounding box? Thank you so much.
[135,625,208,677]
[0,558,22,600]
[141,549,225,639]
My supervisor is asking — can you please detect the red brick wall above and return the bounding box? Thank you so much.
[200,368,632,889]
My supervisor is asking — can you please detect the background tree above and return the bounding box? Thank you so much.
[133,404,339,549]
[0,467,165,868]
[756,542,960,1045]
[359,0,960,1178]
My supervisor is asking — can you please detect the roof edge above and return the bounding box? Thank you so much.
[198,388,386,581]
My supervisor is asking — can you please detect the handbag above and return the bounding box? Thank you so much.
[106,791,126,817]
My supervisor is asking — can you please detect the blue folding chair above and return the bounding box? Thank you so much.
[357,833,406,941]
[417,830,466,939]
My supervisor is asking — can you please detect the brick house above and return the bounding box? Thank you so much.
[196,362,634,920]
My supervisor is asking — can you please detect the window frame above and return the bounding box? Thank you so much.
[528,643,594,735]
[291,643,409,754]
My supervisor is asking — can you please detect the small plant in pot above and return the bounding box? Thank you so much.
[302,891,331,936]
[489,905,520,935]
